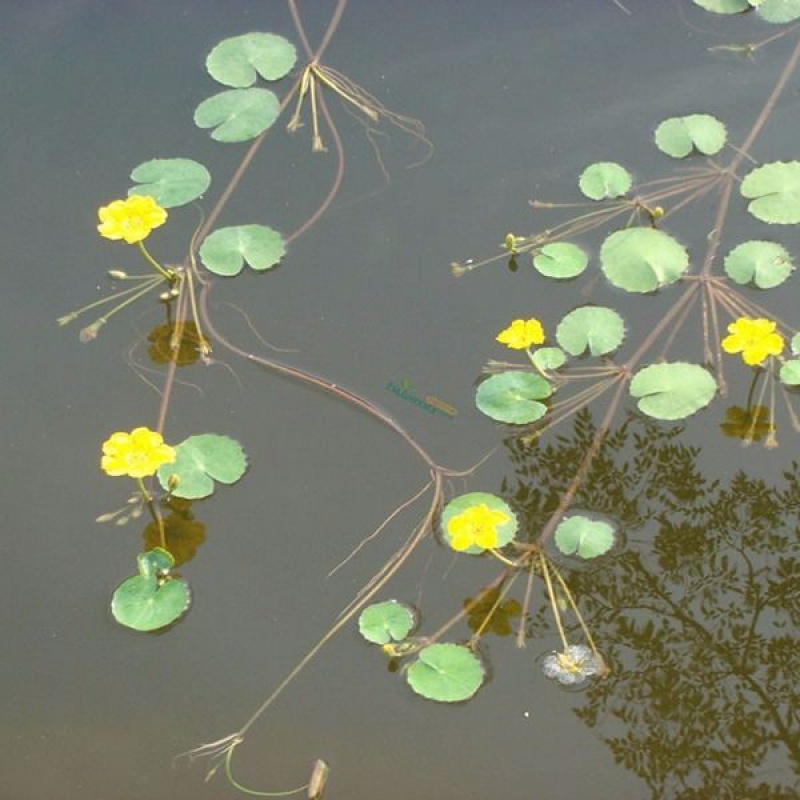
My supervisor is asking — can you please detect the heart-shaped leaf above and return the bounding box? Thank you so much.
[630,362,717,420]
[554,516,616,559]
[358,601,417,645]
[780,359,800,386]
[600,228,689,293]
[724,240,794,289]
[199,224,286,276]
[556,306,626,357]
[111,549,191,632]
[578,161,632,200]
[654,114,727,158]
[157,434,248,499]
[194,88,280,143]
[531,346,567,371]
[755,0,800,23]
[128,158,211,208]
[475,372,551,424]
[406,643,485,703]
[206,32,297,87]
[741,161,800,224]
[533,242,589,279]
[690,0,749,12]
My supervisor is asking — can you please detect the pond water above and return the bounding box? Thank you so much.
[4,1,799,798]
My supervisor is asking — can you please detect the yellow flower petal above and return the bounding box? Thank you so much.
[721,317,783,366]
[100,426,176,479]
[496,318,545,350]
[97,195,168,244]
[447,504,510,551]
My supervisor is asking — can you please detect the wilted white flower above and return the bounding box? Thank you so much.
[542,644,604,685]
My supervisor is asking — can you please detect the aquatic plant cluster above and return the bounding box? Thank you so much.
[58,0,800,796]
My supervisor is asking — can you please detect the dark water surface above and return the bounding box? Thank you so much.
[4,1,799,798]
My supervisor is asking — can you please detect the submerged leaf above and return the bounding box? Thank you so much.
[358,601,416,645]
[157,434,248,499]
[741,161,800,224]
[475,371,551,424]
[554,516,615,559]
[600,228,689,293]
[440,492,517,555]
[128,158,211,208]
[578,162,632,200]
[654,114,727,158]
[630,362,717,420]
[206,32,297,87]
[199,225,286,276]
[724,240,794,288]
[194,88,280,142]
[406,643,485,702]
[532,242,589,279]
[556,306,625,357]
[755,0,800,23]
[111,549,191,632]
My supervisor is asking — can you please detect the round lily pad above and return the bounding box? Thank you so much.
[475,371,551,424]
[578,162,632,200]
[531,346,567,371]
[157,434,248,500]
[358,601,416,645]
[780,359,800,386]
[194,88,280,143]
[654,114,727,158]
[600,227,689,293]
[691,0,749,14]
[741,162,800,224]
[128,158,211,208]
[556,306,625,357]
[554,516,615,559]
[724,240,794,289]
[111,549,191,632]
[629,362,717,421]
[756,0,800,23]
[199,224,286,276]
[206,33,297,87]
[406,643,485,703]
[533,242,589,279]
[440,492,518,555]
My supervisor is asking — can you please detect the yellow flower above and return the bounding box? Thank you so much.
[447,504,510,551]
[496,318,545,350]
[101,426,176,479]
[721,317,784,366]
[97,195,167,244]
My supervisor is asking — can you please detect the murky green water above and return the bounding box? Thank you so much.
[3,2,798,798]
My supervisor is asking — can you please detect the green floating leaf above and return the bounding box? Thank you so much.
[194,88,280,143]
[791,332,800,355]
[532,346,567,371]
[206,32,297,87]
[111,549,191,632]
[157,434,248,500]
[600,227,689,293]
[533,242,589,279]
[630,362,717,421]
[406,643,485,703]
[741,161,800,224]
[756,0,800,23]
[358,601,416,645]
[440,492,518,555]
[554,516,616,559]
[780,359,800,386]
[724,240,794,289]
[199,225,286,276]
[128,158,211,208]
[578,162,632,200]
[654,114,727,158]
[475,371,551,424]
[556,306,625,357]
[691,0,750,12]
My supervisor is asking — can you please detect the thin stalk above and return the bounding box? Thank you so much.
[539,553,569,650]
